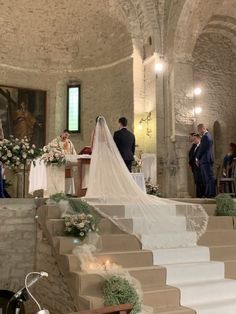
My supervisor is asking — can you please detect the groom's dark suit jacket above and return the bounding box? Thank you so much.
[114,128,135,161]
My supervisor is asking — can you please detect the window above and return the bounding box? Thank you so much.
[67,85,81,132]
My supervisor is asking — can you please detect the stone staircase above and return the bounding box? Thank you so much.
[37,204,195,314]
[199,214,236,280]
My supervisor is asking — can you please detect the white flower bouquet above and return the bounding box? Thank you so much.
[64,213,99,240]
[0,136,42,170]
[41,144,65,166]
[132,155,143,172]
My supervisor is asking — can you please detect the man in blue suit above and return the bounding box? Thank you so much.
[196,124,216,198]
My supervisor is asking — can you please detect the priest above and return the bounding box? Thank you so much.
[49,129,77,155]
[49,129,77,195]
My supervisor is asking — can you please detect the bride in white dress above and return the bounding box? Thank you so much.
[85,116,208,248]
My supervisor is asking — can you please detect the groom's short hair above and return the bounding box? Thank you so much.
[119,117,128,127]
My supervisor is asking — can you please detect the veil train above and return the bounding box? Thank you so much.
[85,116,208,245]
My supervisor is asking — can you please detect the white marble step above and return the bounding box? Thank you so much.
[153,246,210,264]
[93,203,178,218]
[178,279,236,306]
[192,298,236,314]
[165,261,224,285]
[116,216,187,234]
[123,203,178,218]
[141,232,197,249]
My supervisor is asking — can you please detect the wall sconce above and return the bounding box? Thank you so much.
[138,112,152,137]
[194,87,202,96]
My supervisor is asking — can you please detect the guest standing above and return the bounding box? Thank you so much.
[188,132,197,167]
[196,124,216,198]
[189,134,205,198]
[114,117,135,172]
[222,143,236,176]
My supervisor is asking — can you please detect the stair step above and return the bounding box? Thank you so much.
[117,216,187,234]
[54,234,141,254]
[141,232,197,250]
[143,285,180,308]
[164,261,224,285]
[71,265,166,295]
[128,266,166,287]
[95,204,178,218]
[47,217,124,237]
[207,216,234,230]
[209,244,236,260]
[61,250,154,272]
[190,297,236,314]
[153,246,209,264]
[224,259,236,279]
[198,230,236,246]
[155,306,195,314]
[177,279,236,305]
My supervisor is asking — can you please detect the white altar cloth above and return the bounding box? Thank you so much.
[45,164,65,197]
[141,153,156,184]
[29,159,47,194]
[131,173,146,193]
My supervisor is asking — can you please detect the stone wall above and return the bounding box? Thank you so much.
[0,199,37,313]
[0,199,76,314]
[33,228,76,314]
[193,32,236,164]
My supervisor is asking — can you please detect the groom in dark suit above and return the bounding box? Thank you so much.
[196,124,216,198]
[114,117,135,172]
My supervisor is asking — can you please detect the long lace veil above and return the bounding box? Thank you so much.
[85,116,208,239]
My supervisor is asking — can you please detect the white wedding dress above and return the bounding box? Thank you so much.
[85,116,208,244]
[84,117,236,314]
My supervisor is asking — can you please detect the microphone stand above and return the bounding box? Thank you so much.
[15,288,29,314]
[7,272,50,314]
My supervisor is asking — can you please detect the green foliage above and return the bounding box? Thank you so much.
[216,194,236,216]
[103,276,141,314]
[69,198,94,214]
[49,192,68,203]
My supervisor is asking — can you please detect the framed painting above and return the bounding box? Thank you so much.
[0,85,46,147]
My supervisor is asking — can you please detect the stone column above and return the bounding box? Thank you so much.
[165,60,195,197]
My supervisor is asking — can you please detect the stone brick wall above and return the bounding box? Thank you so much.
[0,200,76,314]
[193,32,236,164]
[0,200,36,291]
[0,200,37,313]
[33,228,76,314]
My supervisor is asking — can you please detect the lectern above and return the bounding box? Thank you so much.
[77,157,91,197]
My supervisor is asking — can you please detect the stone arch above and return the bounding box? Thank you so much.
[172,0,236,60]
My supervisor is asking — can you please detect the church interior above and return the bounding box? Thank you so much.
[0,0,236,314]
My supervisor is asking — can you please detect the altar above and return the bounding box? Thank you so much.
[29,155,146,197]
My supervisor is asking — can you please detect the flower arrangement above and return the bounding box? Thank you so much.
[132,155,142,173]
[64,213,99,240]
[41,143,65,166]
[145,178,161,197]
[0,136,42,170]
[103,276,141,314]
